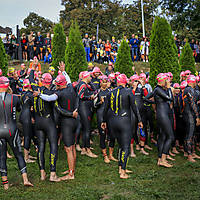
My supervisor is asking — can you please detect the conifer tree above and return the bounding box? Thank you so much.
[65,21,87,82]
[115,40,133,77]
[52,23,66,73]
[149,17,180,86]
[0,37,8,76]
[180,42,196,74]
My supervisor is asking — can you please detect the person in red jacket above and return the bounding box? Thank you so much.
[105,40,111,61]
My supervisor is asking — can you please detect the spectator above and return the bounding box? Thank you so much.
[35,32,44,60]
[105,62,114,76]
[29,56,42,72]
[194,40,200,63]
[83,33,90,62]
[10,34,17,60]
[130,34,139,62]
[44,50,52,64]
[90,35,97,62]
[111,37,118,52]
[140,37,149,62]
[18,63,27,80]
[44,33,51,53]
[105,40,111,62]
[28,31,35,60]
[2,34,10,55]
[21,33,28,61]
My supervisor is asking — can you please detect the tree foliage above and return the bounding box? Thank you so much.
[20,12,54,35]
[52,24,66,73]
[0,37,8,76]
[65,21,87,82]
[180,42,196,74]
[114,40,133,77]
[60,0,159,39]
[160,0,200,39]
[149,17,180,87]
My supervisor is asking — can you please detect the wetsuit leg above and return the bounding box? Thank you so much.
[97,109,106,149]
[79,102,92,148]
[8,130,27,174]
[183,112,195,155]
[117,119,131,170]
[22,121,33,151]
[37,130,46,171]
[145,106,154,145]
[0,139,7,176]
[35,116,58,172]
[61,118,77,147]
[75,115,82,145]
[157,128,166,158]
[159,115,174,155]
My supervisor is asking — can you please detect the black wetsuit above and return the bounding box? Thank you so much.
[182,86,200,155]
[0,92,27,177]
[77,81,95,148]
[32,85,58,172]
[145,85,174,158]
[134,86,148,144]
[91,77,100,90]
[95,88,115,149]
[55,85,79,147]
[103,86,141,170]
[19,91,34,151]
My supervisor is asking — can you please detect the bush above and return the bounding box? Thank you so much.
[52,24,66,74]
[149,17,180,86]
[65,21,87,82]
[114,40,133,77]
[0,37,8,76]
[180,42,196,74]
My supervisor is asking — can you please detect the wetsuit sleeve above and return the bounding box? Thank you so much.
[103,92,111,122]
[39,93,58,102]
[129,91,142,122]
[14,95,21,112]
[187,89,200,118]
[55,104,74,117]
[144,90,155,104]
[29,70,39,91]
[78,83,92,100]
[157,87,173,101]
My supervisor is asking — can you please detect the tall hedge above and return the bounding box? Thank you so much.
[180,42,196,74]
[52,24,66,73]
[115,40,133,77]
[149,17,180,86]
[0,37,8,76]
[65,21,87,82]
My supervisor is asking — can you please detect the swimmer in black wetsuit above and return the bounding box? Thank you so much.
[31,72,60,182]
[0,76,33,190]
[145,73,175,168]
[19,79,36,163]
[77,71,98,158]
[102,74,143,179]
[34,74,79,180]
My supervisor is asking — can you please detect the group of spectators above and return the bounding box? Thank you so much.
[175,37,200,63]
[82,33,150,64]
[83,33,200,64]
[2,32,52,63]
[2,31,200,64]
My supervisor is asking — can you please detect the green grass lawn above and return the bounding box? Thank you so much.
[1,135,200,200]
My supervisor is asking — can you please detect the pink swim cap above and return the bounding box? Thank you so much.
[82,71,91,79]
[130,75,140,82]
[55,75,67,86]
[0,76,9,88]
[117,74,128,84]
[180,81,187,89]
[139,73,146,79]
[41,73,52,85]
[187,75,196,83]
[173,83,180,88]
[180,71,185,77]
